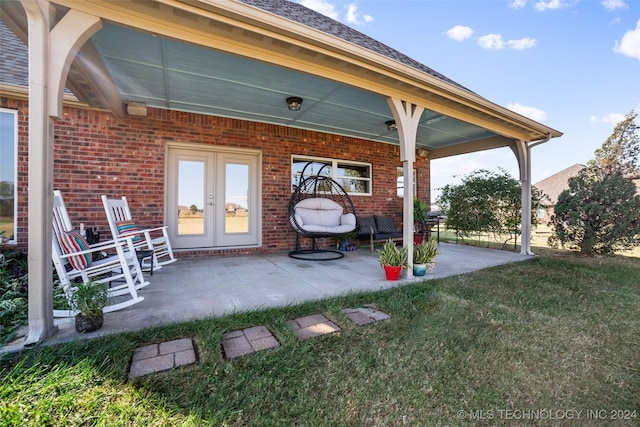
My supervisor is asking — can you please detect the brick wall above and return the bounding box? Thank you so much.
[2,99,431,255]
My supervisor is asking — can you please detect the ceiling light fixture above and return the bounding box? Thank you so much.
[286,96,303,111]
[385,120,397,131]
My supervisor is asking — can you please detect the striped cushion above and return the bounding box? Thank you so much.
[116,220,142,243]
[59,231,91,270]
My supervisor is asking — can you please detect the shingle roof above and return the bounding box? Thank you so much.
[238,0,474,93]
[534,164,586,205]
[0,22,28,87]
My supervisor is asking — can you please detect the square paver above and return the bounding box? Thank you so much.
[343,307,391,326]
[129,338,197,379]
[222,326,280,359]
[287,314,340,341]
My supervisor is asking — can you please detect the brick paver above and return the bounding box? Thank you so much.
[222,326,280,359]
[343,306,391,326]
[129,338,197,379]
[287,314,340,341]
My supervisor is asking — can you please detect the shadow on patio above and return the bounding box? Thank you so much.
[9,243,531,350]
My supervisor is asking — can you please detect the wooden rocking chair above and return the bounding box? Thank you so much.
[53,190,147,317]
[101,195,176,270]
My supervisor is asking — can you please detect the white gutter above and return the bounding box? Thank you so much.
[528,132,552,148]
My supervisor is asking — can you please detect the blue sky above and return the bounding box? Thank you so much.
[293,0,640,202]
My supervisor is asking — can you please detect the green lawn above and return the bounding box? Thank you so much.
[1,249,639,426]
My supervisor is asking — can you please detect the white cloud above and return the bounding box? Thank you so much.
[614,19,640,61]
[478,34,536,50]
[590,113,627,124]
[299,0,339,21]
[601,0,627,11]
[446,25,474,42]
[479,34,505,49]
[510,0,529,9]
[298,0,372,26]
[508,37,537,50]
[508,103,548,121]
[345,2,373,26]
[534,0,566,11]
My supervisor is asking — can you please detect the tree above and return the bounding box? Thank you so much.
[589,110,639,178]
[549,110,640,255]
[437,169,542,247]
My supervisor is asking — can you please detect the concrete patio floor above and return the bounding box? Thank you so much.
[5,243,532,352]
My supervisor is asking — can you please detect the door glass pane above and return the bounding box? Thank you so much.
[225,163,249,233]
[177,160,205,235]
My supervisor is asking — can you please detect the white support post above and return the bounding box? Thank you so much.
[22,1,102,345]
[513,140,534,256]
[387,98,425,275]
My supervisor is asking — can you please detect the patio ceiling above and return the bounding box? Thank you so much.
[90,22,493,150]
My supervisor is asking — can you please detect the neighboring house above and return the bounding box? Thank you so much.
[0,0,561,344]
[534,164,640,223]
[534,164,585,223]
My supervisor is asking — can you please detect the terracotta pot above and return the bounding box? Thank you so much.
[75,313,104,333]
[383,265,402,280]
[413,233,424,244]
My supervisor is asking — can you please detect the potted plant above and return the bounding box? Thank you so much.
[378,238,409,280]
[336,229,359,251]
[413,197,429,244]
[413,238,440,276]
[69,280,109,333]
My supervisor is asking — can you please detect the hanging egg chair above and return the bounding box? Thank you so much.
[288,162,357,260]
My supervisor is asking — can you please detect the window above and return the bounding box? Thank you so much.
[292,155,371,195]
[0,109,17,243]
[396,167,416,197]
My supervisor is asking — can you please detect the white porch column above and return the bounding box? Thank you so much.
[387,98,424,274]
[512,139,533,256]
[22,1,102,345]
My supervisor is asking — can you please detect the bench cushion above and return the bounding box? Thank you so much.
[375,215,398,233]
[357,216,377,235]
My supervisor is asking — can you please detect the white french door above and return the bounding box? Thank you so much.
[167,145,260,249]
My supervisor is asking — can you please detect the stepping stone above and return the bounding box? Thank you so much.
[287,314,340,341]
[129,337,197,379]
[221,325,280,359]
[343,306,391,326]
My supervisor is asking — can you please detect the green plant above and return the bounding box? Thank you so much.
[0,249,28,345]
[378,238,408,268]
[549,111,640,255]
[336,229,358,245]
[413,238,440,264]
[69,281,109,317]
[413,197,428,230]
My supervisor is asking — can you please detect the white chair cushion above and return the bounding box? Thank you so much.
[294,198,343,227]
[294,199,356,233]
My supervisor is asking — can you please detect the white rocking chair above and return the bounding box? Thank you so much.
[53,190,147,317]
[101,195,176,270]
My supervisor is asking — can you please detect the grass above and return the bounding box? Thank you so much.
[1,249,639,426]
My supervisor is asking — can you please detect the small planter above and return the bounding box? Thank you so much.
[413,233,424,244]
[75,313,104,333]
[413,263,427,276]
[383,265,403,280]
